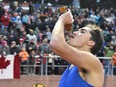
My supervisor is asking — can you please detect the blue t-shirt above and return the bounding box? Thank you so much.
[59,65,94,87]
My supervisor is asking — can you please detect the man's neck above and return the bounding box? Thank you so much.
[76,47,90,52]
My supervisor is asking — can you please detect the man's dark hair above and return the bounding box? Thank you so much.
[86,24,104,55]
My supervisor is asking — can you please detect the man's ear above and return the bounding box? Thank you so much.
[87,40,95,48]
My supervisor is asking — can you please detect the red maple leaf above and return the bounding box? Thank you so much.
[0,55,10,74]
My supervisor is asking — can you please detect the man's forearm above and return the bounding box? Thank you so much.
[51,19,65,41]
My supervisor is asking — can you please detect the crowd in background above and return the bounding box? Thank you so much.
[0,1,116,75]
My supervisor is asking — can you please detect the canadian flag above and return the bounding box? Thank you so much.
[0,55,20,79]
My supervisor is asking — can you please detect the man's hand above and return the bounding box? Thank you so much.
[59,9,74,25]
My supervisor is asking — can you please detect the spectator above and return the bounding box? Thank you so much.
[34,28,43,45]
[26,39,37,55]
[1,28,10,40]
[110,35,116,47]
[0,40,9,55]
[22,12,30,26]
[10,41,20,55]
[26,29,37,44]
[9,30,18,44]
[104,45,114,75]
[46,26,52,43]
[0,5,5,21]
[29,1,34,15]
[1,13,10,33]
[110,52,116,75]
[29,50,36,75]
[38,37,51,75]
[17,38,26,51]
[19,47,29,74]
[15,16,23,31]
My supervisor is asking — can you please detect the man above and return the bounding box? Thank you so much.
[50,9,104,87]
[10,41,20,55]
[38,37,51,75]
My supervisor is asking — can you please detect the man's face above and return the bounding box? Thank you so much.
[43,38,48,44]
[11,42,16,47]
[67,27,93,48]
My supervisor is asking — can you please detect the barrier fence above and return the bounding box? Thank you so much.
[20,56,115,76]
[0,55,115,87]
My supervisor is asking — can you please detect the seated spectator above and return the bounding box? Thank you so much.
[26,29,37,44]
[34,28,43,45]
[38,37,51,55]
[10,41,20,55]
[9,30,18,45]
[17,38,26,51]
[111,36,116,47]
[1,28,10,39]
[46,27,52,43]
[26,39,37,54]
[0,40,10,55]
[1,13,10,33]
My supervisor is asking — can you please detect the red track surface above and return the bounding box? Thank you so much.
[0,75,115,87]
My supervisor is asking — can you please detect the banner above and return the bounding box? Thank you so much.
[0,55,20,79]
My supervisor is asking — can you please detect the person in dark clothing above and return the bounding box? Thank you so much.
[29,1,34,15]
[38,37,51,75]
[10,41,20,55]
[26,39,37,55]
[0,6,5,21]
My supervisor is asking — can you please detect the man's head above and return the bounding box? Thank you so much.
[42,38,48,44]
[2,41,7,47]
[86,24,104,55]
[29,29,34,35]
[11,41,16,47]
[21,47,26,52]
[68,24,104,55]
[19,38,24,43]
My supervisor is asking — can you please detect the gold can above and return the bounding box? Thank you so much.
[33,84,46,87]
